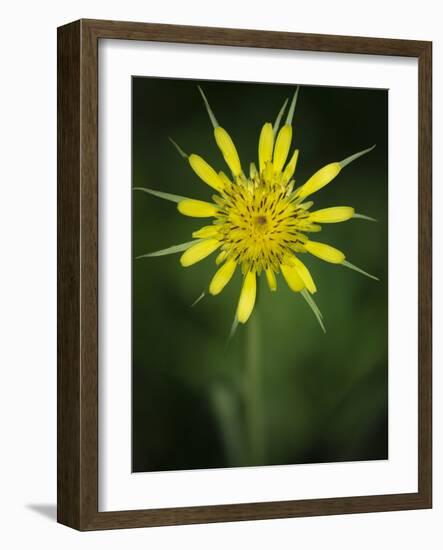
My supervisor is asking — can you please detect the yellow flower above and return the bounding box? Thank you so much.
[136,87,378,330]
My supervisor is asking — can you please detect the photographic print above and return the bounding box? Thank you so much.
[132,77,388,473]
[58,20,432,529]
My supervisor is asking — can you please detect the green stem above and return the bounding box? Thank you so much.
[211,383,246,466]
[245,308,263,464]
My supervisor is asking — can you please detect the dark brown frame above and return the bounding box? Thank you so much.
[57,18,432,531]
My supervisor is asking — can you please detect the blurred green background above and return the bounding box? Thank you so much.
[132,77,388,472]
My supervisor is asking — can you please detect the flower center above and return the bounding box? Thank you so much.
[256,215,267,226]
[215,179,307,273]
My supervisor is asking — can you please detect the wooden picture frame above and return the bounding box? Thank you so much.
[57,18,432,530]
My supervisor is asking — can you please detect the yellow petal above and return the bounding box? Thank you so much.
[296,146,375,200]
[263,160,274,184]
[249,162,258,179]
[177,199,218,218]
[180,239,221,267]
[298,162,341,199]
[309,206,355,223]
[262,161,274,184]
[297,222,322,232]
[209,259,237,295]
[218,171,232,188]
[214,127,242,177]
[258,122,274,173]
[188,154,224,191]
[304,240,345,264]
[237,271,256,323]
[281,263,304,292]
[289,255,317,294]
[273,125,292,173]
[299,200,314,210]
[265,269,277,291]
[282,149,299,184]
[215,250,227,265]
[192,225,219,239]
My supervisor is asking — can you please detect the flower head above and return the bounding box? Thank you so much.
[136,87,378,329]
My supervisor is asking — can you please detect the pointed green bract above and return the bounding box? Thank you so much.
[228,314,239,343]
[191,291,206,307]
[342,260,379,281]
[273,97,288,137]
[339,144,376,169]
[169,137,188,159]
[353,213,378,222]
[136,240,200,259]
[285,87,300,126]
[198,86,219,129]
[133,187,189,203]
[301,289,326,333]
[301,289,323,319]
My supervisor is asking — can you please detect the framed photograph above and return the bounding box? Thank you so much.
[57,19,432,530]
